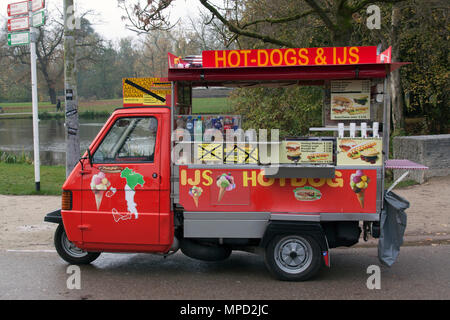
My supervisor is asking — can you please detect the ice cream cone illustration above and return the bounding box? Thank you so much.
[189,186,203,208]
[94,192,104,210]
[90,172,111,210]
[216,173,236,202]
[350,170,370,209]
[218,187,226,202]
[193,196,199,207]
[356,190,365,208]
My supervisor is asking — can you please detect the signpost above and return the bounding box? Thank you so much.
[6,0,46,191]
[31,0,44,12]
[7,16,29,31]
[7,1,28,16]
[32,10,45,27]
[7,31,30,45]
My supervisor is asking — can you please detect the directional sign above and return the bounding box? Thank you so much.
[7,1,29,17]
[7,16,30,32]
[32,10,45,27]
[31,0,45,12]
[7,32,30,46]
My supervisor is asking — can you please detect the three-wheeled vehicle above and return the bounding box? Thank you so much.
[45,46,414,281]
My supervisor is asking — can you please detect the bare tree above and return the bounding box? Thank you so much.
[118,0,177,33]
[119,0,406,46]
[5,10,103,104]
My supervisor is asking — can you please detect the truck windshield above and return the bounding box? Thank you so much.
[92,117,157,163]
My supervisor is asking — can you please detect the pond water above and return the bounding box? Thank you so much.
[0,118,108,165]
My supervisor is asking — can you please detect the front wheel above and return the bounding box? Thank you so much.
[264,234,322,281]
[54,224,100,265]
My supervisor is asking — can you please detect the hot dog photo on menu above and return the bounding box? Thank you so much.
[336,138,383,166]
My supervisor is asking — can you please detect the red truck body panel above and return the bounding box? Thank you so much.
[179,167,378,215]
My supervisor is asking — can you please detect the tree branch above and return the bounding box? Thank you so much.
[199,0,296,48]
[304,0,337,32]
[351,0,406,13]
[239,10,317,29]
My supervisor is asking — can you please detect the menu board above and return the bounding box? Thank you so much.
[337,138,382,166]
[331,80,370,120]
[280,141,334,164]
[224,144,258,164]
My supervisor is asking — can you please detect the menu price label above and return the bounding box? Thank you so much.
[281,140,333,164]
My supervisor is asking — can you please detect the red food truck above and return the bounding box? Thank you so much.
[45,46,415,281]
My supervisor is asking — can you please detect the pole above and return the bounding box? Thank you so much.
[63,0,80,177]
[29,14,40,191]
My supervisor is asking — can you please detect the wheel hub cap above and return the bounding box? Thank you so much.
[274,236,313,274]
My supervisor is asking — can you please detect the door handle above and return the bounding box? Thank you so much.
[152,173,158,179]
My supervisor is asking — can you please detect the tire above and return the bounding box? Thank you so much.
[180,239,232,262]
[54,224,101,265]
[264,234,322,281]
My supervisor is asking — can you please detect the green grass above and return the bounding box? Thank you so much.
[193,97,232,114]
[1,97,233,116]
[0,163,65,195]
[384,179,419,190]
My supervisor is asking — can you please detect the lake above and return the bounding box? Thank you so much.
[0,117,108,165]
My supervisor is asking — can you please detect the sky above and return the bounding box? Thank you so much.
[1,0,206,41]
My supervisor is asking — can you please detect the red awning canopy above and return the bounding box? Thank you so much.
[167,47,409,87]
[168,63,400,87]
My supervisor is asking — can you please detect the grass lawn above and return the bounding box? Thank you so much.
[192,97,232,114]
[384,179,419,190]
[0,163,65,195]
[1,97,233,115]
[0,99,123,115]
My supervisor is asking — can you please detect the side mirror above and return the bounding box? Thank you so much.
[79,149,93,170]
[87,148,93,166]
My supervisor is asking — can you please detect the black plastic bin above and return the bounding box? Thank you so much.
[378,191,409,267]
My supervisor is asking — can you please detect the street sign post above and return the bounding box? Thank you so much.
[5,1,46,191]
[31,0,45,12]
[7,16,30,32]
[7,1,28,17]
[7,31,30,46]
[32,10,45,27]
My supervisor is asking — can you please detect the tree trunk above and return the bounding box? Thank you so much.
[64,0,81,177]
[48,86,57,104]
[390,3,405,133]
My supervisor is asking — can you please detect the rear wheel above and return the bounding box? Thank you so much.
[264,234,322,281]
[54,224,100,265]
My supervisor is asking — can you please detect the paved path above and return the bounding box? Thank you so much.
[0,246,448,300]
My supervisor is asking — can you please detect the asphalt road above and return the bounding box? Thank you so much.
[0,245,449,300]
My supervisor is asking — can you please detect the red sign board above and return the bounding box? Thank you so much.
[7,16,30,32]
[7,1,29,17]
[179,167,378,214]
[202,46,378,68]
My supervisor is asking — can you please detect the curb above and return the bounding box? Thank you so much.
[355,234,450,248]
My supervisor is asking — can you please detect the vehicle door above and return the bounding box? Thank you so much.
[81,115,161,246]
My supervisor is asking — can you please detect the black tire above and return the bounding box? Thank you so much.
[264,234,322,281]
[54,224,101,265]
[180,239,232,262]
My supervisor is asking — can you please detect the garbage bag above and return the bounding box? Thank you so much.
[378,191,409,267]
